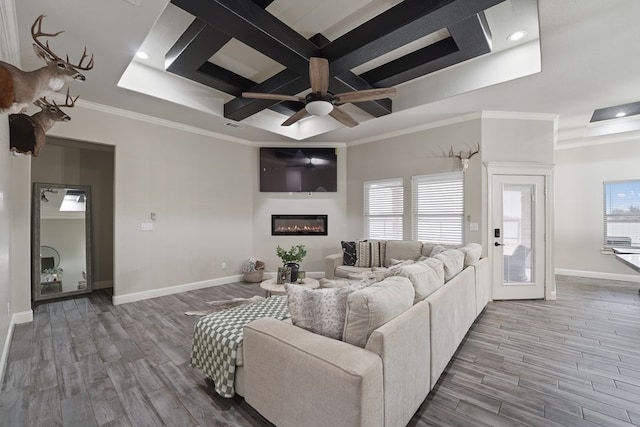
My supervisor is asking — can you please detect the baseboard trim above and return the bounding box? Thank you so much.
[112,275,244,305]
[555,268,640,283]
[0,310,34,386]
[12,310,33,325]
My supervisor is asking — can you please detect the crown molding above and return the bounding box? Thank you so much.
[556,130,640,151]
[49,94,256,147]
[348,112,483,147]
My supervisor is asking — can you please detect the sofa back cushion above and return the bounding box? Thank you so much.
[433,249,465,281]
[286,281,368,340]
[459,243,482,267]
[384,240,423,267]
[343,276,415,348]
[398,258,445,303]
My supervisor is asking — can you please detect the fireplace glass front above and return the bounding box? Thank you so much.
[272,215,328,236]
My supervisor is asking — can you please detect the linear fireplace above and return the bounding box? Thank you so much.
[272,215,328,236]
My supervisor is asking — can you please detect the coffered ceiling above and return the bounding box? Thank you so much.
[10,0,640,146]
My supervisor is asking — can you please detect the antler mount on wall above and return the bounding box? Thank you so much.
[1,14,94,157]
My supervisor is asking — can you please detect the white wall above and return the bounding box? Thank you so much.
[252,146,347,274]
[48,105,255,302]
[555,138,640,281]
[346,119,483,245]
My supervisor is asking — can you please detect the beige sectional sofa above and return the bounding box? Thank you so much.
[234,240,490,427]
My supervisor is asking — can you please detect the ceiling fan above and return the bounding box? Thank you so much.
[242,57,396,127]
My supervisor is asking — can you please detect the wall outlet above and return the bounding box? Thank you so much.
[221,262,227,270]
[141,223,153,231]
[469,222,479,231]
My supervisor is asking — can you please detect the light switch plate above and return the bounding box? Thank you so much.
[141,223,153,231]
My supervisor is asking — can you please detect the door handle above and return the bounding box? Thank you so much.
[494,242,503,246]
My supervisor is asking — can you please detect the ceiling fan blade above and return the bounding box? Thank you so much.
[333,87,397,104]
[329,106,358,128]
[309,57,329,94]
[242,92,301,102]
[282,107,309,126]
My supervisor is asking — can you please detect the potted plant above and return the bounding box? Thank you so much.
[276,244,307,282]
[242,258,265,283]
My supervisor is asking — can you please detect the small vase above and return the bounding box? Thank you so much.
[286,262,299,282]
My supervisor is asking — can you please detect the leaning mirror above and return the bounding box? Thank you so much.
[32,183,92,301]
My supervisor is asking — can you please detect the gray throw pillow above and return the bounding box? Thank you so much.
[286,281,368,340]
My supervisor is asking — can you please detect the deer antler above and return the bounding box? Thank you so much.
[54,88,79,108]
[31,15,64,61]
[67,47,94,71]
[31,14,94,70]
[466,144,480,159]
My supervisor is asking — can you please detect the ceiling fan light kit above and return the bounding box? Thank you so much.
[305,100,333,116]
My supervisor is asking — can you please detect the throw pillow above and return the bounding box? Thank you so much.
[286,281,368,340]
[459,243,482,267]
[343,276,415,347]
[341,241,357,266]
[356,241,380,268]
[429,245,446,257]
[434,249,465,281]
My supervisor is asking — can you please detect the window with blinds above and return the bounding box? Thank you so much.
[603,180,640,247]
[412,171,464,245]
[364,178,404,240]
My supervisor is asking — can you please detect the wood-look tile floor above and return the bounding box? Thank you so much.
[1,275,639,426]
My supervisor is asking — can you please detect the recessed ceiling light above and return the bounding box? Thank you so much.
[591,100,640,122]
[135,51,150,60]
[507,31,527,42]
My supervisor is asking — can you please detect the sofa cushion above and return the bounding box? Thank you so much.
[319,278,357,288]
[286,281,367,340]
[356,241,381,268]
[459,243,482,267]
[434,249,465,281]
[397,258,445,303]
[341,241,357,266]
[335,265,372,279]
[343,276,415,348]
[384,240,423,267]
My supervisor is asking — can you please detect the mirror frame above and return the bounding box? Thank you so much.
[32,183,93,302]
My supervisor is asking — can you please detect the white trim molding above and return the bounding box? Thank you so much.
[0,310,33,385]
[485,162,556,301]
[555,268,640,284]
[0,0,20,65]
[112,275,244,305]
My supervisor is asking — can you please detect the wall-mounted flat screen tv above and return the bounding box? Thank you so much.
[260,147,337,192]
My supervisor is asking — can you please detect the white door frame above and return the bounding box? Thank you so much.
[486,162,556,301]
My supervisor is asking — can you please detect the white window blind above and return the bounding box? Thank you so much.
[412,171,464,245]
[364,178,403,240]
[603,180,640,247]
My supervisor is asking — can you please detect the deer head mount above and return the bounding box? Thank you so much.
[9,89,78,157]
[449,144,480,171]
[0,14,93,114]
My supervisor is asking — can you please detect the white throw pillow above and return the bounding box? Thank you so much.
[434,249,465,281]
[459,243,482,266]
[286,281,368,340]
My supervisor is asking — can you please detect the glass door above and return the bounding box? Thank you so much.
[492,175,545,300]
